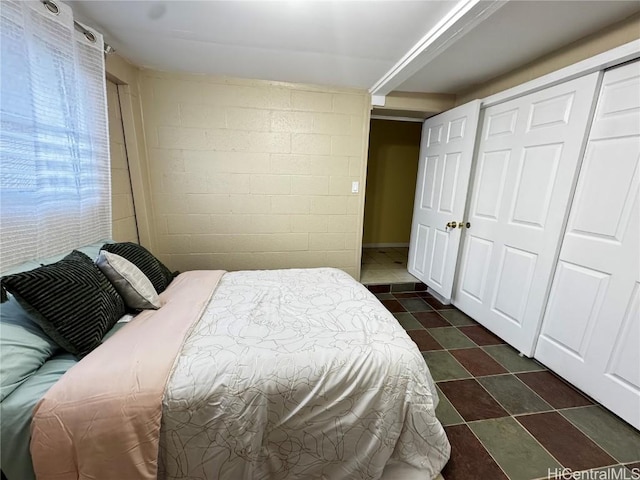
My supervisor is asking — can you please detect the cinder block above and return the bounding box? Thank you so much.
[154,194,190,214]
[332,93,366,115]
[270,155,349,176]
[328,215,358,233]
[157,126,208,150]
[271,196,310,214]
[255,251,329,269]
[260,233,309,252]
[209,174,251,194]
[309,233,346,251]
[186,194,232,214]
[148,148,185,172]
[290,215,328,233]
[166,214,213,234]
[230,194,272,214]
[153,218,168,237]
[271,111,314,133]
[163,173,248,195]
[291,91,332,112]
[190,235,229,253]
[292,134,331,155]
[331,135,362,156]
[328,176,354,196]
[143,97,181,127]
[347,196,361,215]
[310,196,347,214]
[348,156,363,176]
[218,85,291,110]
[209,215,252,234]
[313,113,351,135]
[291,176,329,195]
[326,250,355,268]
[345,232,359,250]
[165,253,222,271]
[249,215,291,233]
[155,234,192,254]
[226,107,271,132]
[207,129,291,153]
[250,174,291,194]
[183,151,270,174]
[180,103,226,129]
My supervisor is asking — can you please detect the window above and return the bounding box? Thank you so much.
[0,0,110,272]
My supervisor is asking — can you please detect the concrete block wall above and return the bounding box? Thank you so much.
[139,71,371,278]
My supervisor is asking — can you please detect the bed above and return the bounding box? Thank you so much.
[0,243,450,480]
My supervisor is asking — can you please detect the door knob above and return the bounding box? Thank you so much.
[446,221,457,229]
[458,222,471,229]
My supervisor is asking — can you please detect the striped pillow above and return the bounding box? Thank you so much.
[101,242,174,294]
[1,251,125,358]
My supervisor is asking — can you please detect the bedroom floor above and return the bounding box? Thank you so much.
[360,247,418,284]
[367,283,640,480]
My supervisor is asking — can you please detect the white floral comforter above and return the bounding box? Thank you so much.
[159,268,450,479]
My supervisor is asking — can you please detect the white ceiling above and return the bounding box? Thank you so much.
[397,0,640,93]
[70,0,640,95]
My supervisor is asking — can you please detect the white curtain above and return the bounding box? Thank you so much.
[0,0,111,272]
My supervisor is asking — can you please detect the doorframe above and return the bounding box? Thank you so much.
[359,115,425,282]
[105,56,155,251]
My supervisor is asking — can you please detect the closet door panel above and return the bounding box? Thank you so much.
[409,100,481,300]
[536,61,640,429]
[453,72,601,356]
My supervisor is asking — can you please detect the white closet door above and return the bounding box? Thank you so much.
[453,73,600,356]
[535,61,640,429]
[409,100,480,301]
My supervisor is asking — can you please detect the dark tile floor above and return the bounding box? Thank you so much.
[367,283,640,480]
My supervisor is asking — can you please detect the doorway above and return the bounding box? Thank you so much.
[361,118,422,284]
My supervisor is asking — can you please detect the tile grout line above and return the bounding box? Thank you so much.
[555,407,638,465]
[436,330,620,477]
[459,416,513,480]
[435,328,640,473]
[369,285,640,477]
[431,322,537,479]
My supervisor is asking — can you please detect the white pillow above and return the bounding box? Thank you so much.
[96,251,162,310]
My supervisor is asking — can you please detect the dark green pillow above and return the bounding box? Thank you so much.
[101,242,174,293]
[1,251,125,358]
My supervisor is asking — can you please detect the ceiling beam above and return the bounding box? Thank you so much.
[369,0,508,97]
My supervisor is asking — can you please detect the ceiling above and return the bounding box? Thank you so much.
[70,0,640,96]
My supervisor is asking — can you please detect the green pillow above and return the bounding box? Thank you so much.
[0,298,59,402]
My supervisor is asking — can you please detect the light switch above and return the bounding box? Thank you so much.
[351,181,359,193]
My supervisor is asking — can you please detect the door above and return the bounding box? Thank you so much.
[453,73,600,356]
[408,100,480,300]
[535,61,640,429]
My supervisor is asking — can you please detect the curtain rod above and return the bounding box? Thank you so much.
[40,0,115,55]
